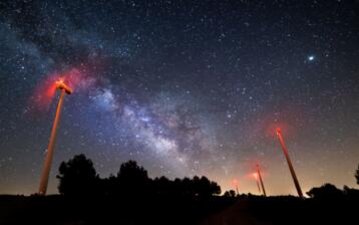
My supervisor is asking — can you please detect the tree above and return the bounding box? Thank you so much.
[150,176,221,197]
[56,155,223,198]
[223,190,237,197]
[209,180,221,196]
[355,164,359,185]
[116,160,149,196]
[152,176,172,195]
[195,176,221,197]
[307,183,343,199]
[117,160,148,181]
[343,185,359,198]
[57,154,98,196]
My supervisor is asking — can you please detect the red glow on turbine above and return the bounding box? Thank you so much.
[245,170,267,180]
[46,81,57,99]
[231,178,240,195]
[244,164,268,179]
[55,79,73,94]
[266,122,292,139]
[29,67,94,112]
[54,68,86,92]
[60,69,83,91]
[30,75,62,110]
[231,178,239,187]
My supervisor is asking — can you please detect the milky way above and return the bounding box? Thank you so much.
[0,0,359,195]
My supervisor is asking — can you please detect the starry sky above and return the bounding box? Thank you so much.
[0,0,359,196]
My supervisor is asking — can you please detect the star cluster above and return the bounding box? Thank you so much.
[0,0,359,195]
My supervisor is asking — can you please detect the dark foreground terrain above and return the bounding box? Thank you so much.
[0,194,357,225]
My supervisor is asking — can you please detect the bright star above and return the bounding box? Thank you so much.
[308,55,315,61]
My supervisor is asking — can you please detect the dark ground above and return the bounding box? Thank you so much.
[0,194,357,225]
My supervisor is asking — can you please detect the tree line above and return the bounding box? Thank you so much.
[57,154,359,199]
[56,154,221,198]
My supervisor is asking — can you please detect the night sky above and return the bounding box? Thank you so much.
[1,0,359,195]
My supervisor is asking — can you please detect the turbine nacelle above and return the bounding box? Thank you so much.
[56,80,73,94]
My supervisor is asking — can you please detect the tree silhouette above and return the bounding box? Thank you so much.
[355,164,359,185]
[116,160,149,196]
[223,190,237,197]
[151,175,221,197]
[307,183,343,199]
[203,176,221,196]
[117,160,148,181]
[192,176,221,197]
[57,154,98,196]
[57,155,222,198]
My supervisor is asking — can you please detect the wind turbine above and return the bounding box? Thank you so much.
[276,128,303,197]
[38,79,72,195]
[256,164,267,197]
